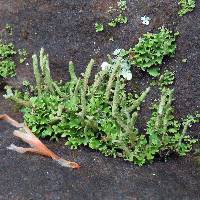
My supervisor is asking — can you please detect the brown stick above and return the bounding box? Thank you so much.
[0,114,80,169]
[0,114,23,128]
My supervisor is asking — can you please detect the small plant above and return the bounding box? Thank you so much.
[150,70,175,88]
[108,14,128,28]
[117,0,127,11]
[102,28,177,78]
[128,27,178,76]
[159,70,175,87]
[0,41,16,57]
[4,48,198,166]
[5,24,13,36]
[95,0,128,32]
[108,0,128,28]
[0,41,16,78]
[0,24,30,78]
[0,59,16,78]
[178,0,196,16]
[95,23,104,32]
[18,48,28,64]
[143,88,197,164]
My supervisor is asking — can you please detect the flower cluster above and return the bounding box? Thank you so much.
[101,49,132,80]
[141,16,151,25]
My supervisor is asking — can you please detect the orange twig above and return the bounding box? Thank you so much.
[0,114,80,169]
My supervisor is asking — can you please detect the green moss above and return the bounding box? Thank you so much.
[95,0,128,31]
[0,59,16,78]
[0,41,16,78]
[129,27,178,76]
[178,0,196,16]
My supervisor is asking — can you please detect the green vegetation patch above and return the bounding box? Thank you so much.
[95,23,104,32]
[18,48,28,64]
[129,27,178,76]
[178,0,196,16]
[0,41,16,78]
[109,27,178,77]
[4,49,198,166]
[95,0,128,32]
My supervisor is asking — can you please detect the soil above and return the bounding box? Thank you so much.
[0,0,200,199]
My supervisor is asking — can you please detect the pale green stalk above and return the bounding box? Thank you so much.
[32,54,41,96]
[73,78,81,97]
[112,76,120,116]
[40,48,45,74]
[127,87,150,112]
[105,61,120,101]
[69,61,77,81]
[52,82,66,97]
[155,91,167,129]
[44,54,54,92]
[162,89,173,134]
[91,69,108,94]
[80,59,95,117]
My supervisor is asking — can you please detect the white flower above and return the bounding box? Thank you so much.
[118,60,132,80]
[126,72,132,80]
[121,61,130,71]
[141,16,151,25]
[113,49,122,56]
[121,69,132,80]
[101,62,111,71]
[101,59,132,81]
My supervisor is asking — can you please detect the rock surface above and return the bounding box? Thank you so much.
[0,1,200,199]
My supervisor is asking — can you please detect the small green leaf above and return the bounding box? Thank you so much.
[147,67,160,77]
[95,23,104,32]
